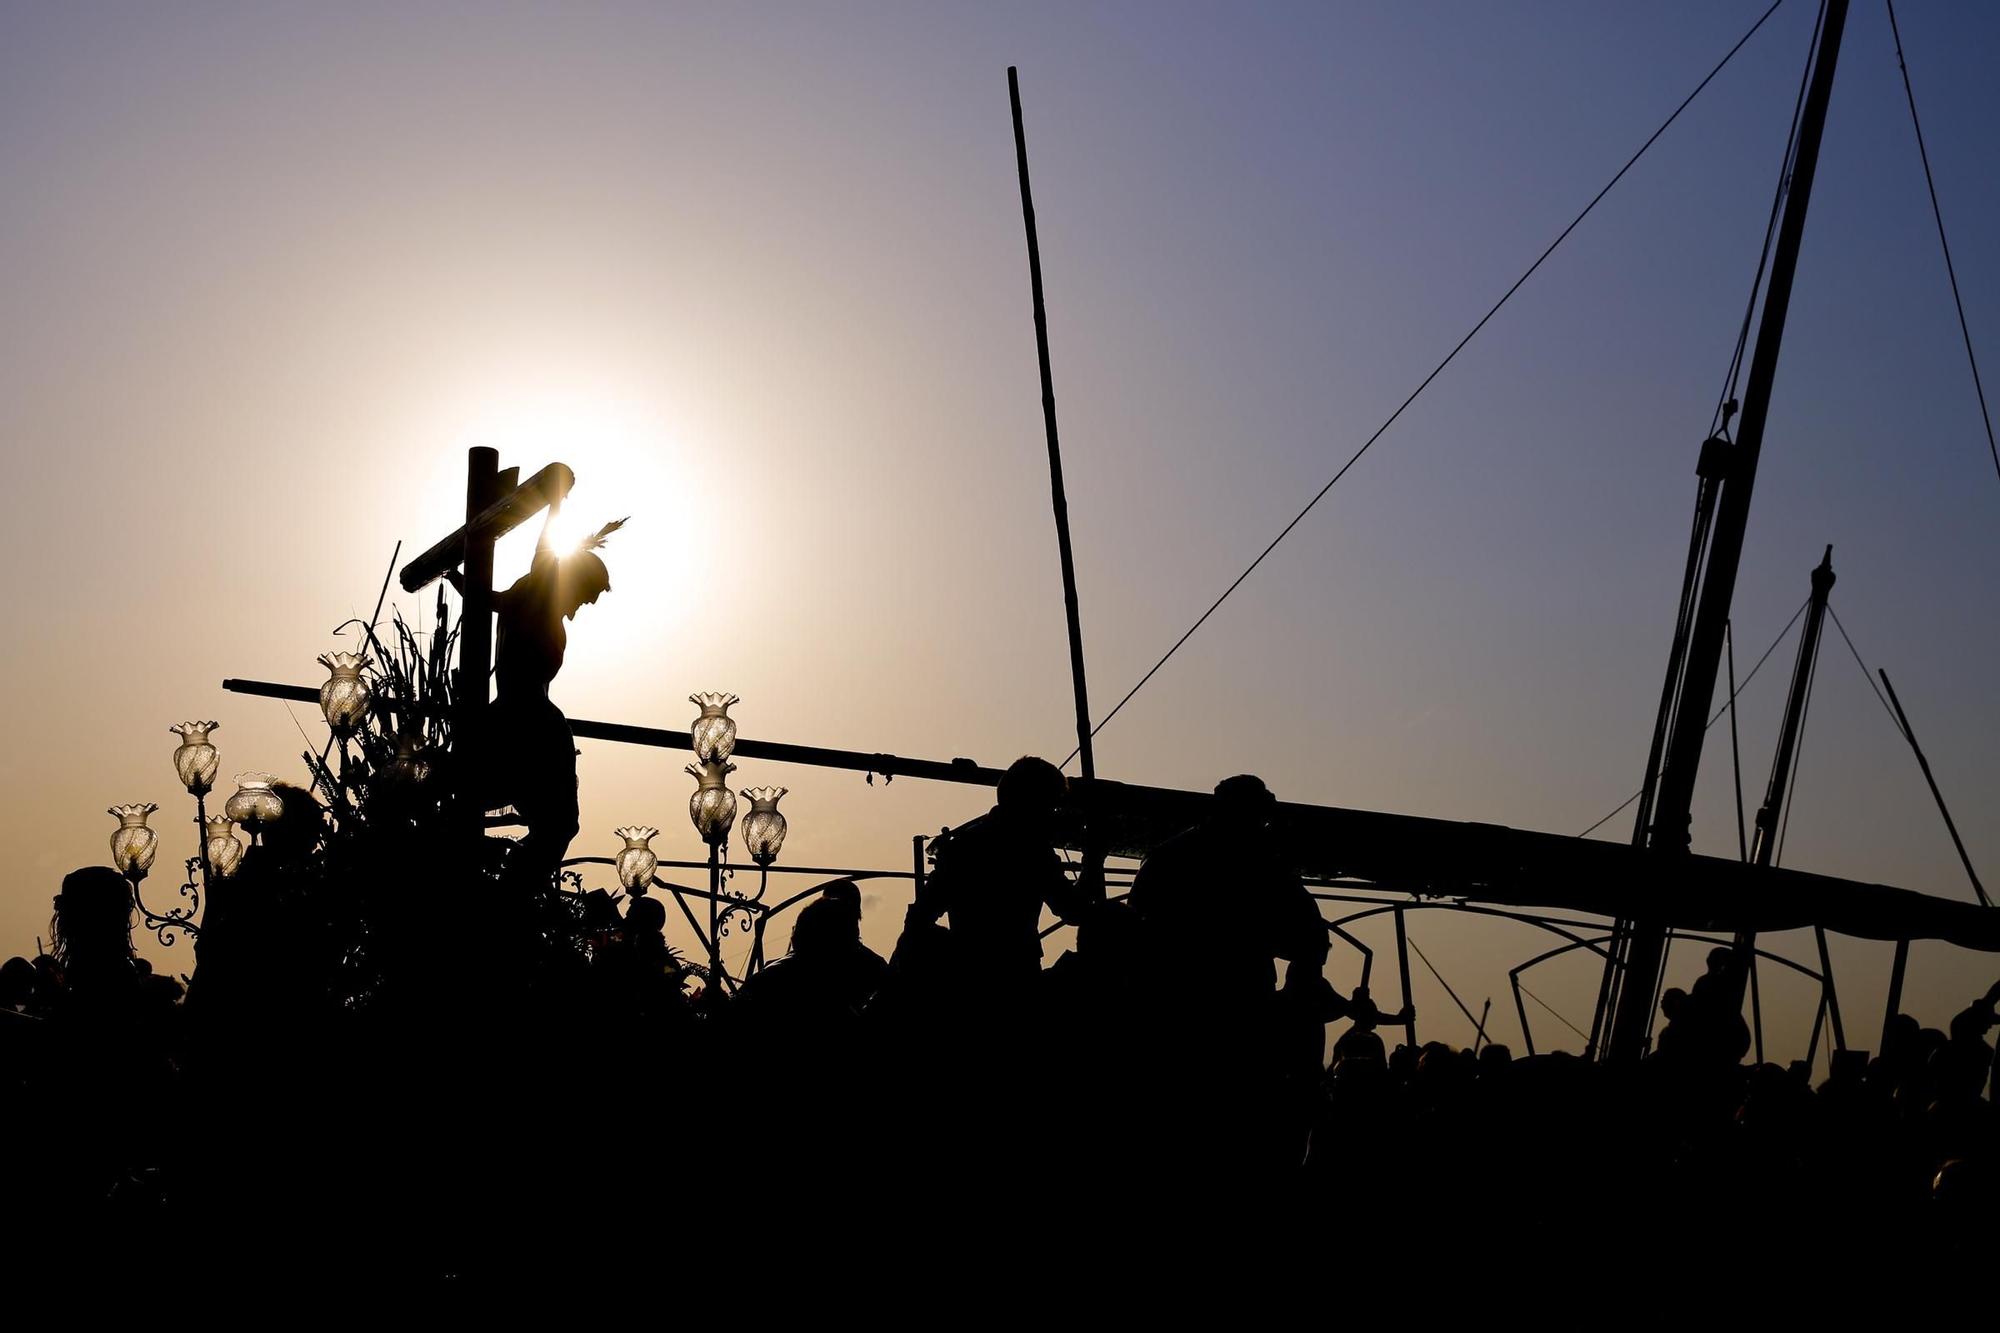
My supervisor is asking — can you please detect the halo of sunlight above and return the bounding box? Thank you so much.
[401,393,721,680]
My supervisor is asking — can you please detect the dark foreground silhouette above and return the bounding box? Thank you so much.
[6,764,1997,1293]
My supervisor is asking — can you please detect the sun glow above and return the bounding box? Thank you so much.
[421,392,716,660]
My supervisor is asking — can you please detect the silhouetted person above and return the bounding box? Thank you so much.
[47,867,148,1013]
[39,868,179,1218]
[736,896,886,1032]
[1329,984,1413,1069]
[818,880,889,977]
[1130,775,1328,1013]
[910,756,1096,992]
[1128,774,1329,1185]
[453,514,619,892]
[1685,945,1753,1066]
[189,781,326,1022]
[1,955,36,1014]
[1937,980,2000,1106]
[1654,986,1693,1061]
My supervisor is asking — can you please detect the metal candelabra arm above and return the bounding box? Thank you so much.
[130,857,203,948]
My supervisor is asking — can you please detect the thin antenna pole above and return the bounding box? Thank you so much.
[1009,66,1096,782]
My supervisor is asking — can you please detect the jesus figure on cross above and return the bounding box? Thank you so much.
[453,508,624,889]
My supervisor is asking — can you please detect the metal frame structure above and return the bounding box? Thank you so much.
[557,834,1882,1070]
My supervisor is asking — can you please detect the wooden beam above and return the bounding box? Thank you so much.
[399,461,576,593]
[221,678,1004,786]
[220,675,2000,951]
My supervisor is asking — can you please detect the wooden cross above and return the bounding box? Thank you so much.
[398,446,574,777]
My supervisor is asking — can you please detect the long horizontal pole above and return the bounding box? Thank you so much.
[222,677,1006,787]
[222,676,1999,951]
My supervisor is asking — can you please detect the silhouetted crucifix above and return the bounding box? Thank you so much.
[399,447,574,762]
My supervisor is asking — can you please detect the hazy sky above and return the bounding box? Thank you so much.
[3,1,1995,1061]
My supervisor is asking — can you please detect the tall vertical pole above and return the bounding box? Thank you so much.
[1745,549,1835,876]
[1609,0,1849,1061]
[1395,907,1417,1051]
[1749,951,1765,1065]
[1729,547,1837,1045]
[458,446,500,809]
[1881,938,1910,1050]
[1512,976,1536,1058]
[708,841,723,993]
[1815,925,1846,1052]
[1009,66,1097,783]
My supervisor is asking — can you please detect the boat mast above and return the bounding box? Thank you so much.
[1605,0,1850,1063]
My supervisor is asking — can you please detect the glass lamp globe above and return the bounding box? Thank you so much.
[740,787,788,866]
[107,803,160,879]
[685,760,738,846]
[389,732,432,787]
[169,722,222,797]
[689,693,739,764]
[614,826,660,895]
[223,773,284,832]
[317,652,373,736]
[203,815,244,879]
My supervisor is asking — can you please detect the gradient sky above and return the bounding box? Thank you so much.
[3,1,1995,1062]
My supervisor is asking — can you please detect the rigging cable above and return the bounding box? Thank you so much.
[1405,930,1487,1041]
[1710,0,1825,436]
[1574,596,1810,838]
[1823,603,1900,731]
[1825,603,1990,907]
[1061,0,1791,767]
[1519,982,1592,1042]
[1885,0,2000,487]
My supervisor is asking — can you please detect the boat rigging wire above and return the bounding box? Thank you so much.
[1885,0,2000,487]
[1574,597,1810,838]
[1826,603,1991,907]
[1823,603,1900,731]
[1405,930,1485,1040]
[1063,0,1791,767]
[1710,0,1825,437]
[1520,981,1592,1042]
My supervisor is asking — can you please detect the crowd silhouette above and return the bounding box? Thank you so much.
[5,759,1998,1285]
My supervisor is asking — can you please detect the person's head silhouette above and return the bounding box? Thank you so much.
[790,896,857,960]
[256,782,323,870]
[997,756,1066,839]
[1210,774,1277,838]
[555,550,611,620]
[625,895,667,944]
[821,880,863,925]
[51,866,135,971]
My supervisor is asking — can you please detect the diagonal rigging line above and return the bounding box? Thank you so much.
[1823,603,1901,735]
[1574,597,1810,839]
[1520,982,1591,1042]
[1830,602,1993,909]
[1405,931,1485,1038]
[1886,0,2000,487]
[1063,0,1790,768]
